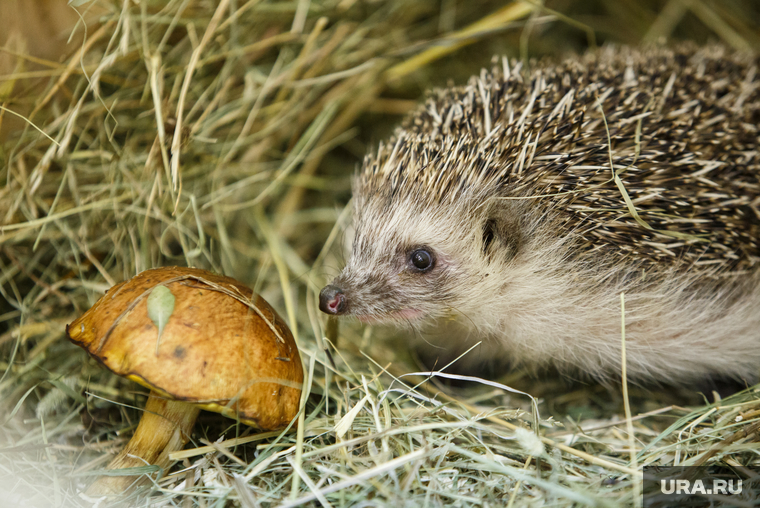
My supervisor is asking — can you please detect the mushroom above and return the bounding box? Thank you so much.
[67,267,303,496]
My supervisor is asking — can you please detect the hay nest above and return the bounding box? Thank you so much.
[1,0,759,507]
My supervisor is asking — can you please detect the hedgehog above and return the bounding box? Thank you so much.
[319,44,760,383]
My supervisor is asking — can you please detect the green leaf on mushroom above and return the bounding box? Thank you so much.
[147,284,175,355]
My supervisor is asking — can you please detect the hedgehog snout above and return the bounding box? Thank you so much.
[319,284,347,315]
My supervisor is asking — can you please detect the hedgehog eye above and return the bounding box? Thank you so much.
[410,249,434,272]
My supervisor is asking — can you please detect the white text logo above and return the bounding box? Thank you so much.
[660,479,742,495]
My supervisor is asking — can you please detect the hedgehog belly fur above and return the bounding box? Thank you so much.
[322,44,760,383]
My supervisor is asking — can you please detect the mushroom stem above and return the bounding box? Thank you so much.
[86,391,201,496]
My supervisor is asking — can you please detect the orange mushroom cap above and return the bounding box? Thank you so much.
[67,267,303,430]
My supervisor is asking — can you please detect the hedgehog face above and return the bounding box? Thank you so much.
[319,194,499,324]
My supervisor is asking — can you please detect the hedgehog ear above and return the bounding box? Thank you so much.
[482,218,498,255]
[481,202,521,262]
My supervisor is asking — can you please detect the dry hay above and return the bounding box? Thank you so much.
[1,1,759,507]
